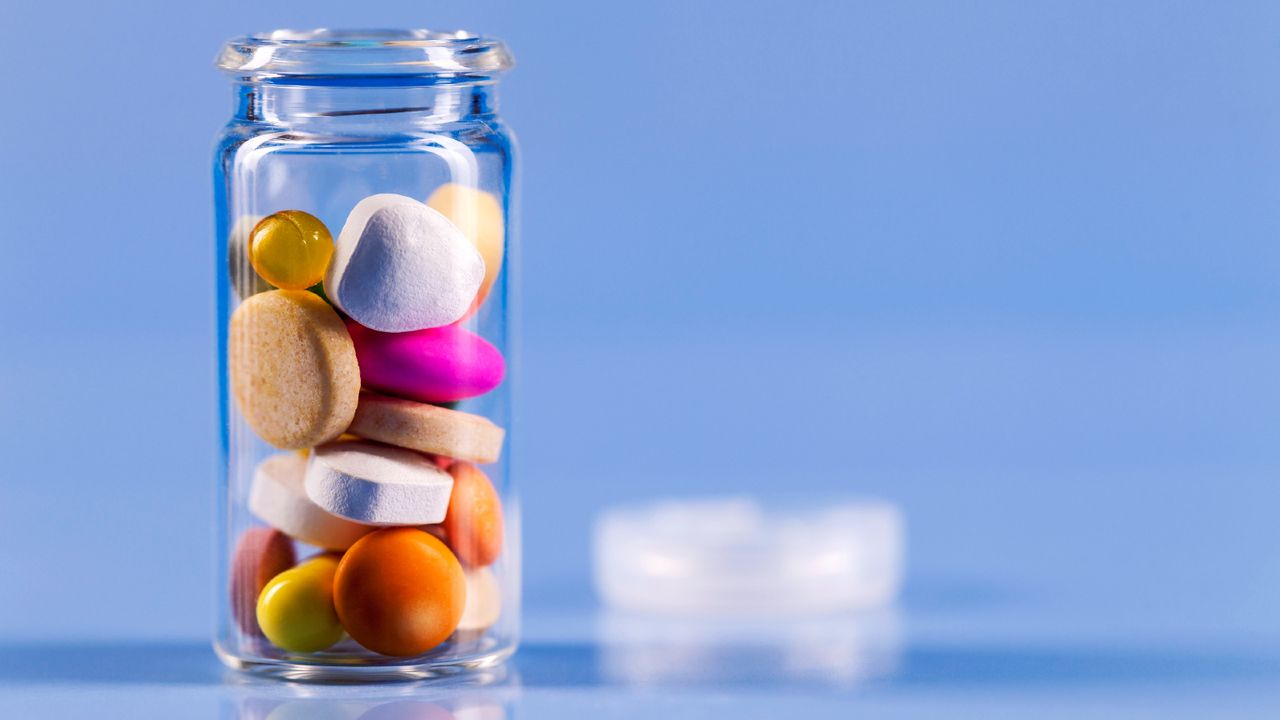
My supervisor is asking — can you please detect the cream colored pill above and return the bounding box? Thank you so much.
[347,391,506,464]
[427,183,505,310]
[305,440,454,526]
[457,566,501,634]
[250,454,372,550]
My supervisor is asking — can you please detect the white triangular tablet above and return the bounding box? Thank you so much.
[325,193,484,333]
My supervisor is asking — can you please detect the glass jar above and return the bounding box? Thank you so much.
[212,29,519,681]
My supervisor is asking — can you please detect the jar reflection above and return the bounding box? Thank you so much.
[225,669,516,720]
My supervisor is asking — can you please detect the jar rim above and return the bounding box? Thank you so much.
[216,29,515,78]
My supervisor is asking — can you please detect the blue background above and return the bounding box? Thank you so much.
[2,0,1280,716]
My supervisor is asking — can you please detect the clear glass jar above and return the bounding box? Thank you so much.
[212,29,519,681]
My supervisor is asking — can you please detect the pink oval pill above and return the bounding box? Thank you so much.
[230,527,296,636]
[346,320,505,404]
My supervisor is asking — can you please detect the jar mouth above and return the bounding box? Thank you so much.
[217,28,514,78]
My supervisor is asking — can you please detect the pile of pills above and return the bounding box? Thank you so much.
[227,187,507,657]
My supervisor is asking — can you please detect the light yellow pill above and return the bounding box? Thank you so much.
[249,210,335,291]
[427,184,505,308]
[257,554,344,653]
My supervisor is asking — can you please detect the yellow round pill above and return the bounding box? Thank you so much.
[256,554,344,653]
[248,211,335,291]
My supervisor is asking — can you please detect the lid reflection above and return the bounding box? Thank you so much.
[596,609,901,689]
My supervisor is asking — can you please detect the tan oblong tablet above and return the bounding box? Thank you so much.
[457,566,501,634]
[347,391,505,464]
[229,290,360,449]
[305,440,454,526]
[249,453,372,550]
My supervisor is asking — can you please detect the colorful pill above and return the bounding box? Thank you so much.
[229,290,360,450]
[456,566,501,635]
[257,554,344,653]
[334,528,466,657]
[249,210,335,291]
[229,527,296,636]
[427,184,505,311]
[348,391,505,464]
[442,462,503,567]
[346,320,505,404]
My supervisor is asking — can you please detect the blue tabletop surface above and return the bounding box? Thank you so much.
[4,604,1280,718]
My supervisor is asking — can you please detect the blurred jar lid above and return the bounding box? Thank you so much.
[593,497,904,616]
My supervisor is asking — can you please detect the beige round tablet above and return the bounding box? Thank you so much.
[249,454,372,550]
[229,290,360,450]
[457,566,501,634]
[347,391,505,464]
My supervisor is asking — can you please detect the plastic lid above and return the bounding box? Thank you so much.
[593,497,904,615]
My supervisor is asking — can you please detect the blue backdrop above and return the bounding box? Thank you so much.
[0,0,1277,654]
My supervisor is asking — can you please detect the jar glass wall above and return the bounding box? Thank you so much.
[212,29,519,681]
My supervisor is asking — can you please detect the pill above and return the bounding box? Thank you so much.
[250,454,372,550]
[347,391,505,464]
[229,527,296,636]
[305,440,454,526]
[346,320,505,404]
[426,184,505,310]
[257,554,344,653]
[456,566,501,635]
[247,210,335,291]
[334,528,466,657]
[229,290,361,449]
[442,462,503,567]
[325,193,484,333]
[228,214,271,299]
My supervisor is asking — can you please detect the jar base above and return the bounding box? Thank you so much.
[214,640,516,683]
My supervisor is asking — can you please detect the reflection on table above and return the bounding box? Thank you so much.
[595,609,902,689]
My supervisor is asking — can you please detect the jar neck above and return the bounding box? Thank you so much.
[233,77,499,128]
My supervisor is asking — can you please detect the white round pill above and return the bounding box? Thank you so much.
[304,440,454,526]
[248,454,372,550]
[325,193,484,333]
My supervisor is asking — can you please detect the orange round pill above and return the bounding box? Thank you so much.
[334,528,465,657]
[442,462,503,567]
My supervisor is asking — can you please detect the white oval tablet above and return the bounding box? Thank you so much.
[304,440,454,525]
[325,193,484,333]
[249,454,372,550]
[457,566,501,634]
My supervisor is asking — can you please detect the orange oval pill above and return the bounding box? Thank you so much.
[442,462,503,567]
[229,527,296,636]
[334,528,465,657]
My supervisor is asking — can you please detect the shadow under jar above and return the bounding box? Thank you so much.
[212,29,519,681]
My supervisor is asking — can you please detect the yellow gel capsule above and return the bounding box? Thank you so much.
[256,554,344,653]
[248,211,335,291]
[427,184,505,308]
